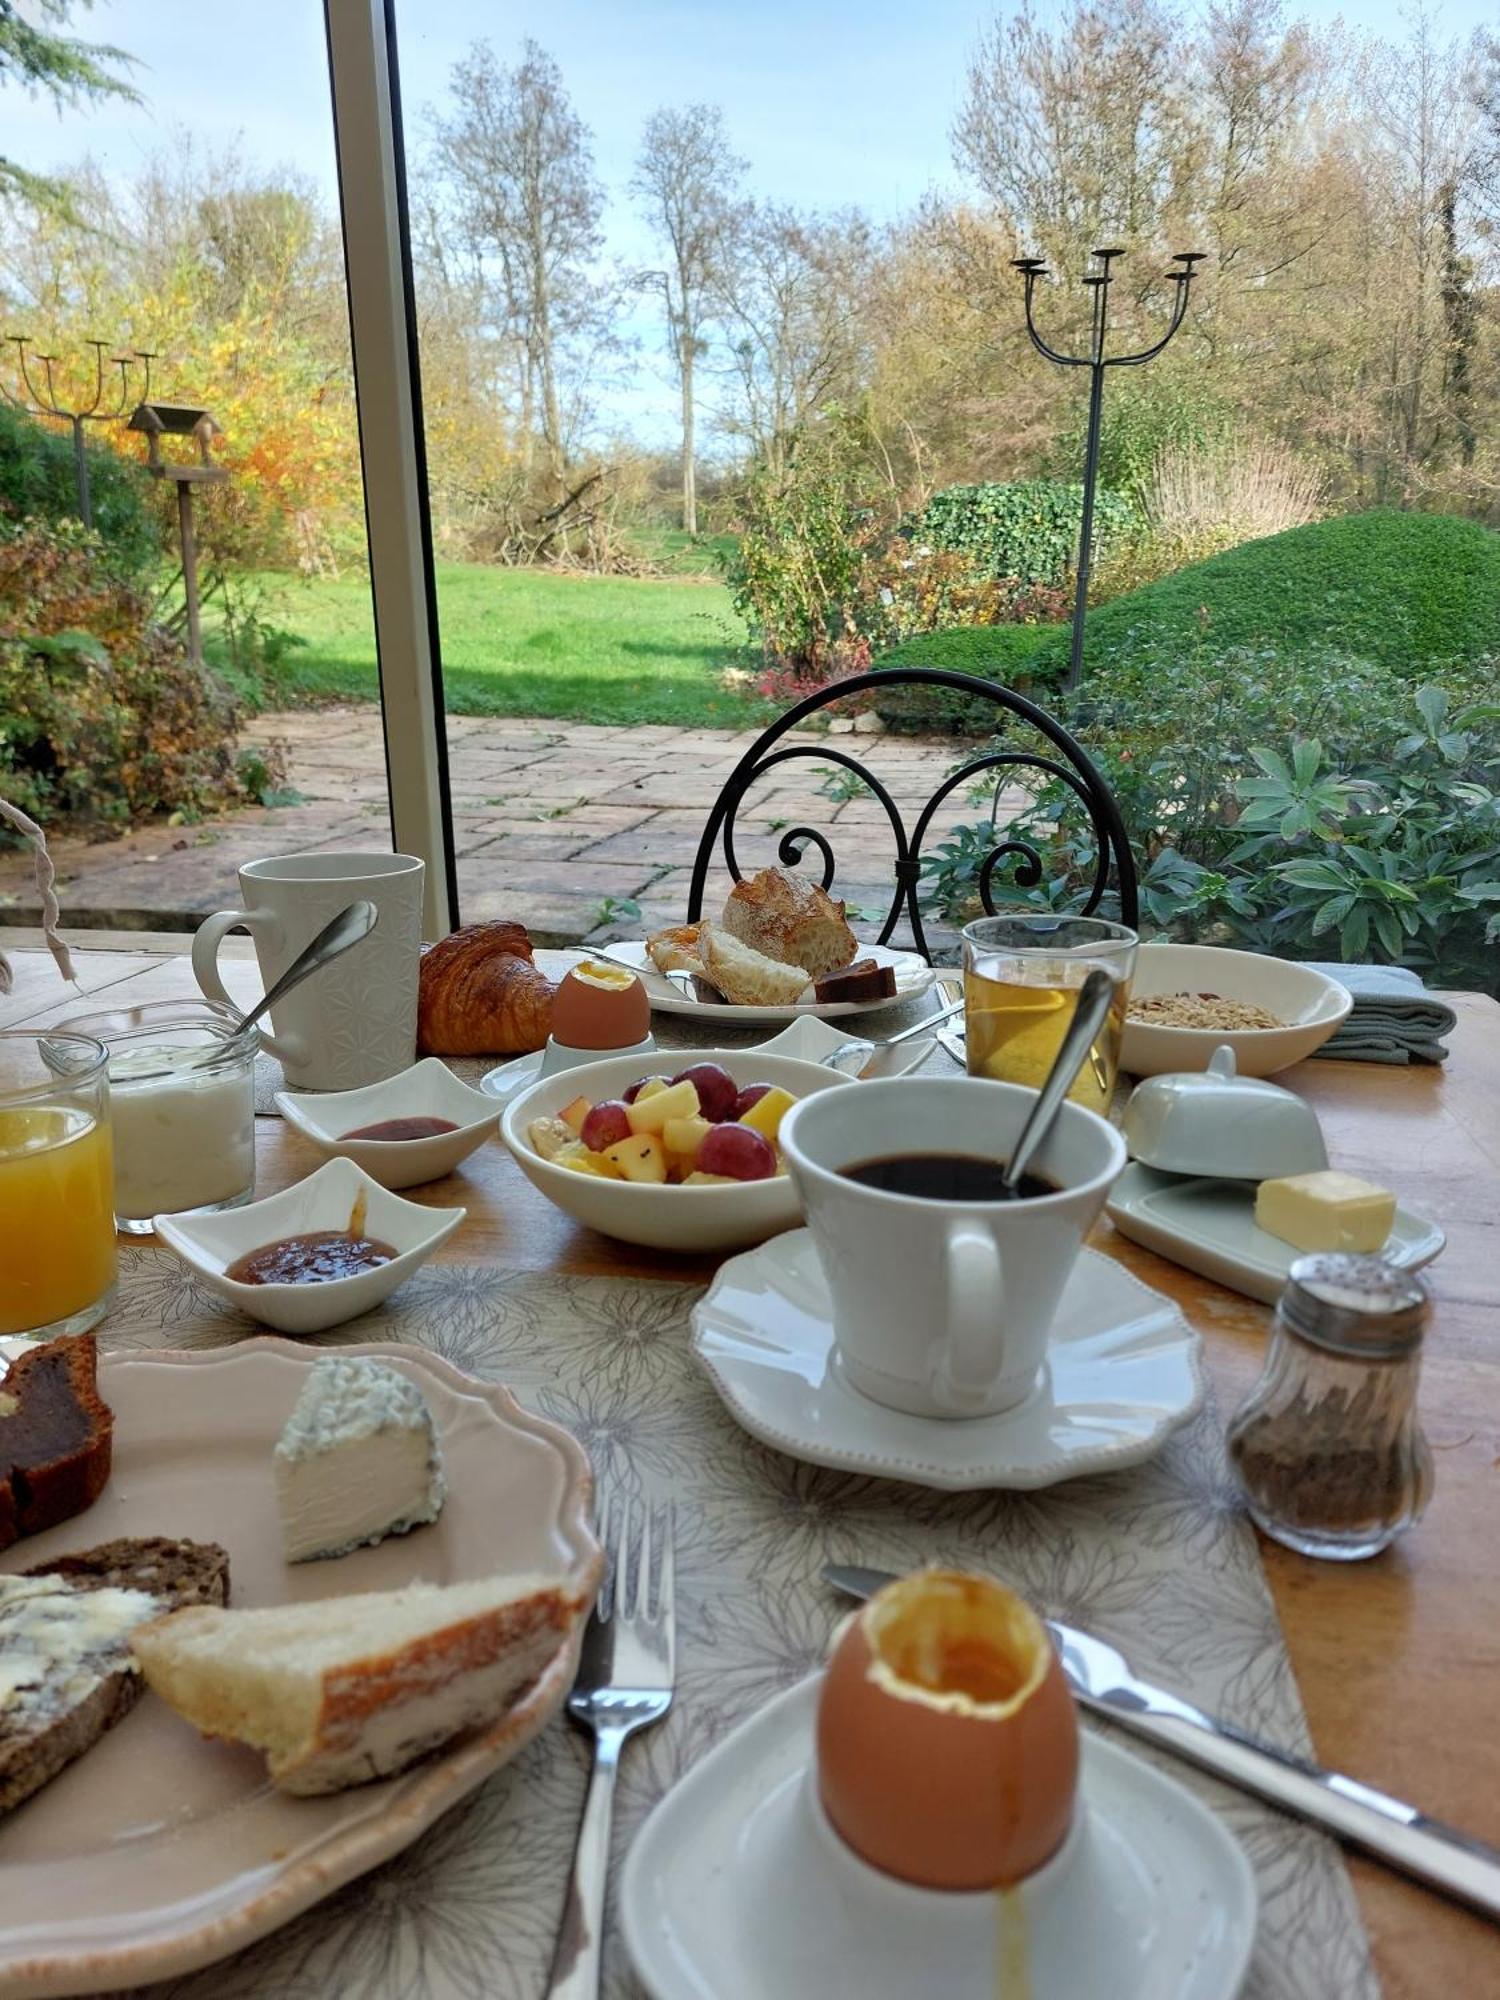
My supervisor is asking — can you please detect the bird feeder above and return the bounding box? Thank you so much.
[127,401,230,668]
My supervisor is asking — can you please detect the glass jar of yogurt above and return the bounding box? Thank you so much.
[55,999,256,1233]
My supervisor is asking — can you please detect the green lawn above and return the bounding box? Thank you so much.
[247,562,766,728]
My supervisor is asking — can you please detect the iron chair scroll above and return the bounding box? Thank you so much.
[684,668,1138,963]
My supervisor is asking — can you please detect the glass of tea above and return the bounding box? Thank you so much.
[0,1029,116,1338]
[961,915,1137,1114]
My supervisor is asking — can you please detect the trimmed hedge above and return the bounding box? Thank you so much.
[909,480,1134,587]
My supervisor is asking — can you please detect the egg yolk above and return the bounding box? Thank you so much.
[572,961,634,990]
[865,1572,1048,1716]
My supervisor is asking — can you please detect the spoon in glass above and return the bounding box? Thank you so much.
[994,966,1117,1198]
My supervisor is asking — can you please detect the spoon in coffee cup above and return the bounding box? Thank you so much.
[237,899,379,1038]
[995,967,1118,1200]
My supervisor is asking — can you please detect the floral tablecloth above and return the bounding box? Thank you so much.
[100,1238,1378,2000]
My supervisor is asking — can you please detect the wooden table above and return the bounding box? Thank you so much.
[6,931,1499,1997]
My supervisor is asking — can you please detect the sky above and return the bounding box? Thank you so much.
[5,0,1496,443]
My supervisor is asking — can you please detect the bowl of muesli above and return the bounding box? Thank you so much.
[1121,943,1352,1078]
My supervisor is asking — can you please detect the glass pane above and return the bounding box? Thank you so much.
[0,3,390,942]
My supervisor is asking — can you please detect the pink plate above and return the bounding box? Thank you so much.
[0,1338,600,1999]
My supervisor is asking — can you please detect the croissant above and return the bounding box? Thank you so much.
[417,922,555,1057]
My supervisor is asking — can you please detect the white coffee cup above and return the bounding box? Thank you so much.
[779,1076,1127,1419]
[192,852,425,1090]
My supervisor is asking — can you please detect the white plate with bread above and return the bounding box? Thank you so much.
[618,866,936,1021]
[0,1336,599,1997]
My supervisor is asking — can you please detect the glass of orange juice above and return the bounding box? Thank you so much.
[0,1029,116,1338]
[961,915,1138,1116]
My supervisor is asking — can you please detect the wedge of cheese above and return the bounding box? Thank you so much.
[274,1357,445,1564]
[1254,1169,1396,1254]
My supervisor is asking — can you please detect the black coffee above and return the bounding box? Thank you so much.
[841,1152,1058,1203]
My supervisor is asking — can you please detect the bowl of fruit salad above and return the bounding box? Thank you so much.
[500,1049,850,1252]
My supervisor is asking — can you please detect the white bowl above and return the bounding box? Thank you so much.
[154,1157,465,1334]
[276,1057,500,1190]
[1121,943,1352,1079]
[501,1048,851,1254]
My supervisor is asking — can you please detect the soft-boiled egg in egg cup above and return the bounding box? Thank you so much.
[539,961,655,1078]
[816,1569,1079,1891]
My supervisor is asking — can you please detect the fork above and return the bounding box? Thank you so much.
[543,1496,675,2000]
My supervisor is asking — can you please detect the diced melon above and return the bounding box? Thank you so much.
[626,1078,699,1134]
[635,1077,671,1102]
[602,1132,668,1184]
[558,1095,591,1135]
[738,1085,796,1141]
[663,1113,713,1159]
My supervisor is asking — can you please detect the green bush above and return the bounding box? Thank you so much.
[1046,371,1237,496]
[919,651,1500,992]
[909,481,1135,588]
[1031,509,1500,682]
[0,403,161,572]
[0,517,254,835]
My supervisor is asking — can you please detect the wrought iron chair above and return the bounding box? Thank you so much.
[684,668,1137,961]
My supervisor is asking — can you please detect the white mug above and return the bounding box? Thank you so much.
[192,852,425,1090]
[779,1077,1127,1419]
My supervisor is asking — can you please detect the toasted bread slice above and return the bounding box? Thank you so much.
[132,1570,587,1795]
[698,923,811,1008]
[0,1334,113,1553]
[0,1537,230,1815]
[722,867,857,977]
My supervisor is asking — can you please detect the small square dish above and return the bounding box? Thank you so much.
[154,1156,465,1333]
[276,1057,500,1189]
[1105,1163,1444,1305]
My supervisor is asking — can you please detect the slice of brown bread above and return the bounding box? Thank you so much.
[0,1536,230,1815]
[0,1334,113,1552]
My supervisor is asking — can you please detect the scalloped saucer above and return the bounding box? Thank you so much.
[691,1232,1204,1490]
[621,1674,1256,2000]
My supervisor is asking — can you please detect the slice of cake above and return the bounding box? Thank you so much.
[0,1333,113,1552]
[0,1537,230,1815]
[132,1571,587,1794]
[274,1355,446,1564]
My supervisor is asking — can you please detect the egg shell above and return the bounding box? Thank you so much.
[549,964,653,1050]
[816,1570,1079,1891]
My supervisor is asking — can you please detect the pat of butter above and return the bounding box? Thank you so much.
[1255,1169,1396,1253]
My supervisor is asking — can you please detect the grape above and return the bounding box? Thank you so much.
[732,1083,774,1120]
[580,1100,632,1152]
[672,1062,738,1122]
[697,1123,777,1182]
[622,1074,670,1104]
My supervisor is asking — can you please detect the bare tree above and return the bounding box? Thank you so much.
[632,104,744,535]
[429,39,604,493]
[711,203,870,472]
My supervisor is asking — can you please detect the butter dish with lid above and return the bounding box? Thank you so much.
[1122,1044,1327,1182]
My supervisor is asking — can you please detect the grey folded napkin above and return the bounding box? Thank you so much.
[1304,962,1457,1065]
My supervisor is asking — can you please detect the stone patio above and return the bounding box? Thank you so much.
[0,707,979,948]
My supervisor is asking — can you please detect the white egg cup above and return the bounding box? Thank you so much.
[536,1031,656,1081]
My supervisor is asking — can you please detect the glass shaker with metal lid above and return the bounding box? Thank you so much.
[1226,1253,1433,1561]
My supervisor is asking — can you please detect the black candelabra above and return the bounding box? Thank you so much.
[0,335,154,528]
[1013,247,1203,694]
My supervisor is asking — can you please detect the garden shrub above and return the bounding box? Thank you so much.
[909,481,1135,589]
[0,403,161,573]
[919,649,1500,992]
[0,517,256,835]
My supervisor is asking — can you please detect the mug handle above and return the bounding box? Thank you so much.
[190,908,306,1070]
[931,1224,1005,1414]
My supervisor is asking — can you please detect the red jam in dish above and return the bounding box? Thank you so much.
[339,1116,459,1143]
[224,1231,398,1285]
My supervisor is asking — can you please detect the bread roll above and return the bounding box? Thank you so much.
[722,868,857,977]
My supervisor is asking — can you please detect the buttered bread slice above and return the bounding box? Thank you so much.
[132,1571,587,1794]
[0,1537,230,1814]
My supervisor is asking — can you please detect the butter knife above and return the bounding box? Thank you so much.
[822,1563,1500,1924]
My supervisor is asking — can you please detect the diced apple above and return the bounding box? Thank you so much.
[625,1077,699,1134]
[527,1115,576,1162]
[629,1075,672,1102]
[602,1132,668,1183]
[737,1085,796,1142]
[558,1094,591,1136]
[683,1170,737,1184]
[663,1113,714,1160]
[555,1141,622,1179]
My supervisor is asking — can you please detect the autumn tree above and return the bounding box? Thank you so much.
[428,39,605,495]
[632,103,745,534]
